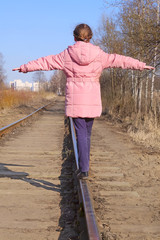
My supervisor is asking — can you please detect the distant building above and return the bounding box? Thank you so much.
[32,82,40,92]
[10,79,40,92]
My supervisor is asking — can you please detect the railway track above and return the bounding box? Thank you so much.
[1,98,159,240]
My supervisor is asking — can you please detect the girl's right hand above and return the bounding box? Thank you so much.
[12,68,21,72]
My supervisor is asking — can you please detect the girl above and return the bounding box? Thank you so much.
[13,23,154,179]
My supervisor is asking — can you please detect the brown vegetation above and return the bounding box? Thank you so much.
[0,90,56,129]
[0,89,55,110]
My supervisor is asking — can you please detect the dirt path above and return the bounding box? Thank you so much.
[0,98,78,240]
[89,118,160,240]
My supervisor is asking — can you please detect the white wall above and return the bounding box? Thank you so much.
[10,79,40,92]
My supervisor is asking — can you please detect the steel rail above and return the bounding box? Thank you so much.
[69,117,101,240]
[0,102,52,137]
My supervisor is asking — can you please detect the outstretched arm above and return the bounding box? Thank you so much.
[12,51,65,73]
[100,51,154,71]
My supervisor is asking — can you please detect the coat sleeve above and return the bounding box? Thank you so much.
[100,50,146,71]
[20,51,65,73]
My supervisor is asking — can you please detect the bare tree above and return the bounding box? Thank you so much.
[0,53,6,89]
[151,0,160,109]
[50,70,66,95]
[94,0,160,124]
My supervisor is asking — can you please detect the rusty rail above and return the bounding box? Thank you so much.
[0,103,52,137]
[69,117,101,240]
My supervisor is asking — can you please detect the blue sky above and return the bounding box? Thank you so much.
[0,0,114,84]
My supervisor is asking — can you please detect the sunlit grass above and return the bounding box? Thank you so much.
[0,90,55,109]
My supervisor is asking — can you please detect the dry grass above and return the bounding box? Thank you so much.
[129,127,160,150]
[0,90,55,109]
[101,90,160,150]
[128,115,160,150]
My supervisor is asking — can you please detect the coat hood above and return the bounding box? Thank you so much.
[67,41,100,66]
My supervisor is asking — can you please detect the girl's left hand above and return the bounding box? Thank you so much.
[144,66,155,70]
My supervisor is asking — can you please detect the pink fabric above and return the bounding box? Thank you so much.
[20,42,146,117]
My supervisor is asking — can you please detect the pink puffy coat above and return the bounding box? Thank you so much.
[20,41,146,118]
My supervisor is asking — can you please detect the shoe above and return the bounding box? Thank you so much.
[77,171,88,180]
[75,169,81,175]
[75,168,80,175]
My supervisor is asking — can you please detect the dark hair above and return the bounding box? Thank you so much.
[73,23,93,42]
